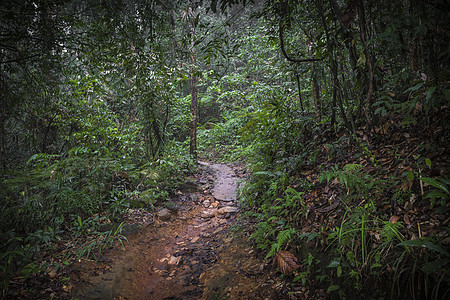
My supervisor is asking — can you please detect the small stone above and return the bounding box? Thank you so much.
[218,206,239,214]
[219,198,234,202]
[157,208,171,221]
[168,256,181,265]
[200,210,216,219]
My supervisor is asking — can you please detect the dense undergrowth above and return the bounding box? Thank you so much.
[0,141,195,298]
[199,102,449,299]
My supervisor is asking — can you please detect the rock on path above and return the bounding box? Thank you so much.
[199,161,238,203]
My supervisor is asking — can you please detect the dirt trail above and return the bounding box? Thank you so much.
[71,162,285,300]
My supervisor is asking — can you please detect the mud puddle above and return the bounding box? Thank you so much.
[71,162,286,299]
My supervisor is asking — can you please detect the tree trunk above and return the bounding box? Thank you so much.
[309,42,321,122]
[190,72,198,159]
[188,6,198,159]
[295,71,304,111]
[357,0,374,128]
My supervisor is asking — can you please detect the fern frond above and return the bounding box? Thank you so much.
[277,228,296,246]
[343,163,363,172]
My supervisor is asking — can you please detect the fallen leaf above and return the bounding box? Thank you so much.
[275,250,299,275]
[403,214,411,225]
[62,284,72,292]
[389,215,400,223]
[47,268,57,278]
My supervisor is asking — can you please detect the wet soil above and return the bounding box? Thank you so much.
[71,162,286,300]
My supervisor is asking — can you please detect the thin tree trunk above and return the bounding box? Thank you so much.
[295,71,304,111]
[357,0,374,128]
[190,71,198,159]
[309,42,321,122]
[188,7,198,159]
[0,116,5,171]
[339,72,356,133]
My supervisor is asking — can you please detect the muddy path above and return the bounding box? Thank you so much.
[71,162,286,299]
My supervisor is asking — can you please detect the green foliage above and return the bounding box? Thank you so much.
[0,137,194,295]
[266,228,297,259]
[419,177,450,210]
[319,164,376,203]
[397,238,450,299]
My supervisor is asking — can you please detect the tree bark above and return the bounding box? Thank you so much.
[312,69,321,121]
[190,71,198,159]
[188,6,198,159]
[295,71,304,111]
[357,0,374,128]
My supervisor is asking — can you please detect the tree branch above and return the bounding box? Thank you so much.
[0,54,41,64]
[278,8,324,63]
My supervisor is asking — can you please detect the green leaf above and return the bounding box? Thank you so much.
[357,53,366,66]
[337,266,342,277]
[306,233,318,242]
[439,178,450,186]
[407,171,414,181]
[327,285,340,293]
[402,114,417,126]
[371,263,382,269]
[404,82,425,93]
[425,158,431,169]
[327,259,340,268]
[435,206,450,214]
[399,240,450,257]
[419,177,449,194]
[426,86,436,100]
[421,259,449,274]
[424,190,447,200]
[443,89,450,102]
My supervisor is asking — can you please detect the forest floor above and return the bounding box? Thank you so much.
[69,162,290,300]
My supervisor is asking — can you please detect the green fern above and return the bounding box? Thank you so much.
[343,163,363,172]
[266,228,297,259]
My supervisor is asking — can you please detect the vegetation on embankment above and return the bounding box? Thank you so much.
[202,114,449,299]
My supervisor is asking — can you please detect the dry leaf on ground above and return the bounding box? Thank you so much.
[275,250,299,275]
